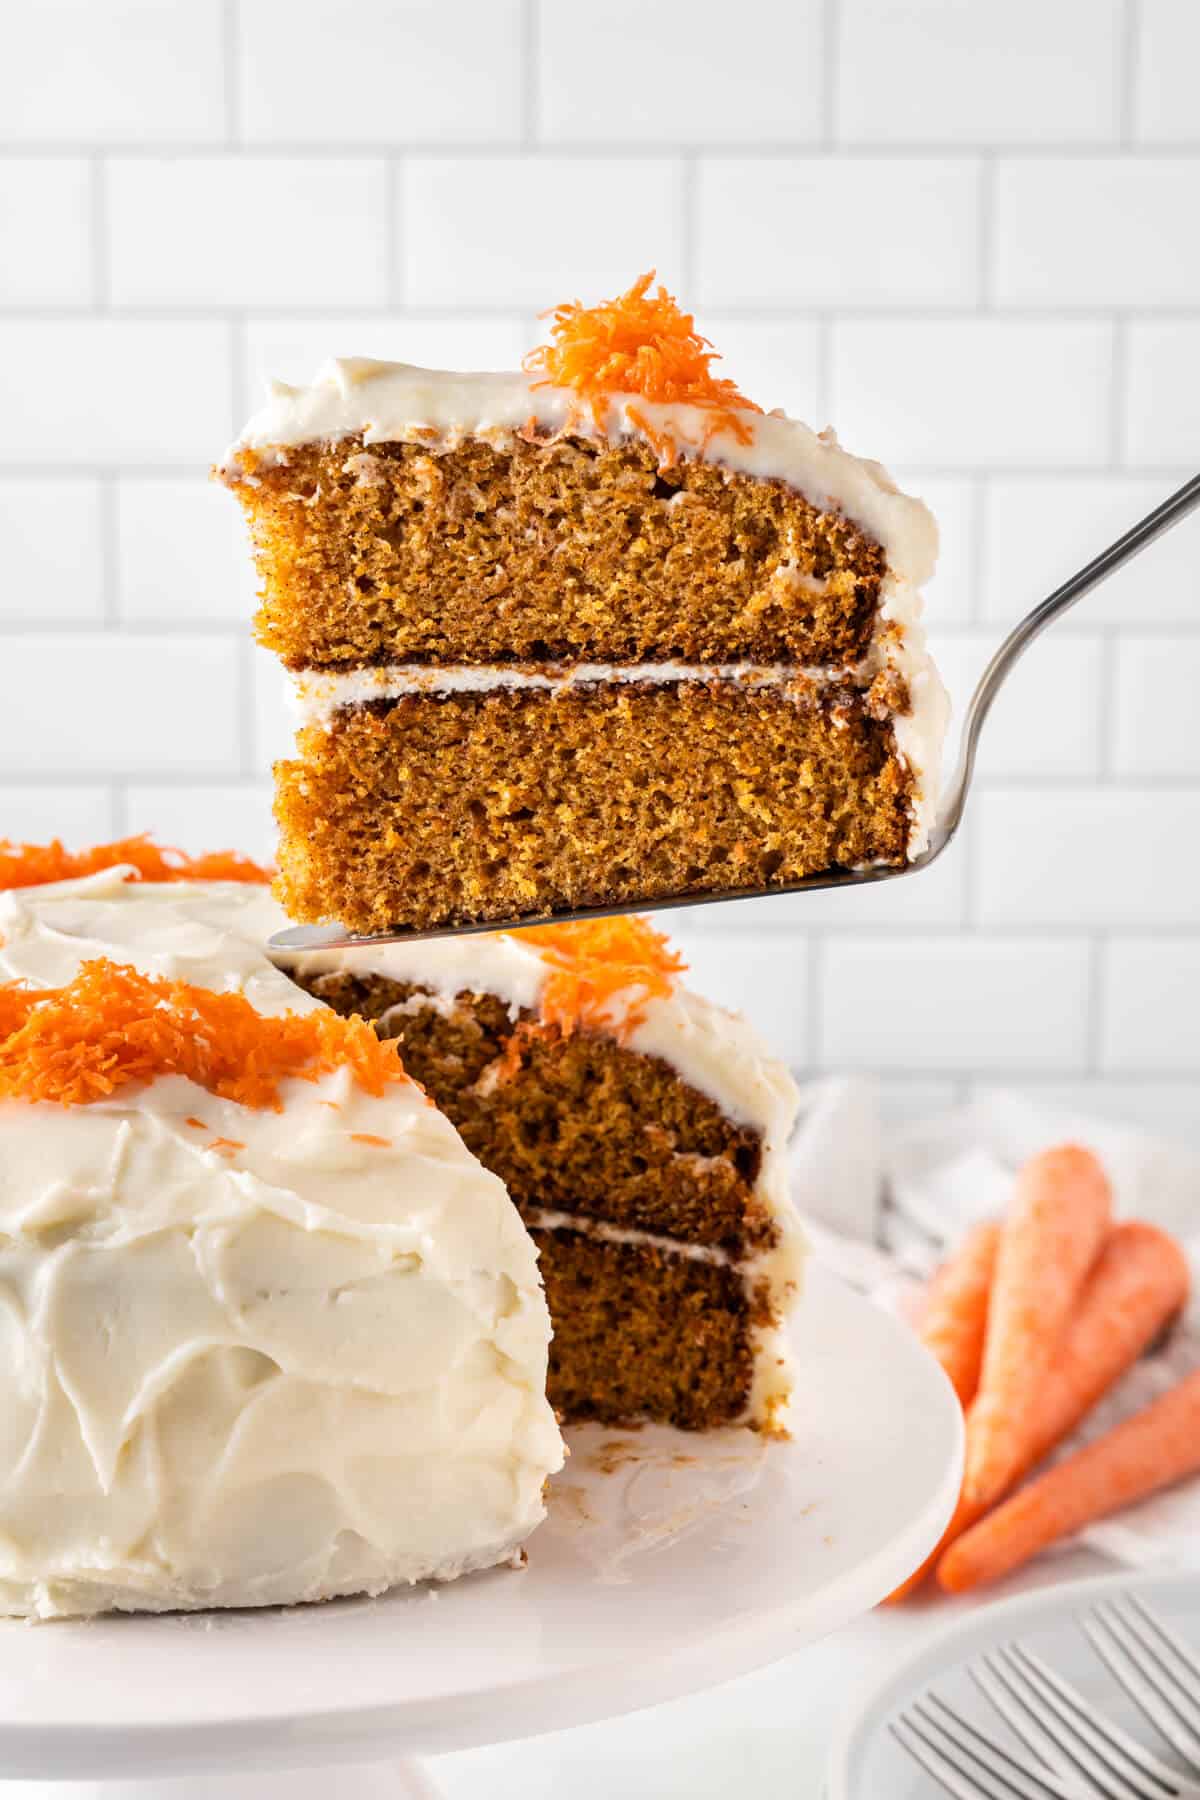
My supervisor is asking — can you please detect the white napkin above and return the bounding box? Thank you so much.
[790,1079,1200,1569]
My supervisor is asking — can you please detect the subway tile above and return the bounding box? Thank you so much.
[0,322,232,466]
[238,0,522,144]
[930,629,1104,779]
[0,1,224,143]
[124,783,275,861]
[690,317,823,424]
[0,785,116,845]
[830,320,1113,469]
[400,158,684,307]
[836,0,1122,144]
[976,788,1200,927]
[980,475,1200,625]
[0,636,240,775]
[115,479,259,623]
[0,479,105,620]
[1113,636,1200,777]
[875,1078,962,1123]
[656,925,810,1068]
[1134,0,1200,145]
[107,159,388,308]
[992,1079,1200,1150]
[537,0,823,144]
[697,159,978,307]
[0,160,92,305]
[994,159,1200,307]
[1124,323,1200,467]
[241,315,530,396]
[819,936,1091,1072]
[1102,940,1200,1073]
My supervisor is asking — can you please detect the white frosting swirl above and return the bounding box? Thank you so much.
[0,871,564,1618]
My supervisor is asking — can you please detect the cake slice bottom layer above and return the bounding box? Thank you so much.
[276,681,915,933]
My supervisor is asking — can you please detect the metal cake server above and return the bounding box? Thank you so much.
[270,470,1200,954]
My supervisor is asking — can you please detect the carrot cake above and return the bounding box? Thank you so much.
[278,913,804,1434]
[220,273,948,935]
[0,854,563,1618]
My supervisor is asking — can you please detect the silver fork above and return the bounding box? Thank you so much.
[890,1689,1086,1799]
[271,470,1200,953]
[1085,1597,1200,1775]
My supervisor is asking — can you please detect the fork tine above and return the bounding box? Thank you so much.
[1085,1602,1200,1773]
[1010,1644,1186,1799]
[984,1645,1173,1800]
[891,1697,1067,1800]
[1129,1598,1200,1692]
[920,1694,1073,1798]
[891,1716,1009,1800]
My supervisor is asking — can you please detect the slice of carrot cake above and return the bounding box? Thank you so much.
[278,914,804,1435]
[220,273,949,936]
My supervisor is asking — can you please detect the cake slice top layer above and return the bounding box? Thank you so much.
[222,272,937,591]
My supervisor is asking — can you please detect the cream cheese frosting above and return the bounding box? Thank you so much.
[222,358,939,590]
[0,870,565,1619]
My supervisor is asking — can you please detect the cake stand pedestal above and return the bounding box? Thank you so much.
[0,1271,961,1794]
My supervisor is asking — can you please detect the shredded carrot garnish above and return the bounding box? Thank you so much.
[0,959,410,1111]
[523,271,763,468]
[207,1137,245,1156]
[184,1116,208,1130]
[0,835,272,892]
[506,916,686,1041]
[350,1132,392,1148]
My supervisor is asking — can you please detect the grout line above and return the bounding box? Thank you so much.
[223,0,241,144]
[521,0,539,148]
[8,141,1200,160]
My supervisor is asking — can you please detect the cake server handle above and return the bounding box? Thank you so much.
[929,469,1200,857]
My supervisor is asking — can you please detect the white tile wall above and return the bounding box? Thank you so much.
[1,0,1197,1133]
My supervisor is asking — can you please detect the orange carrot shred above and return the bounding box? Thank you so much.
[184,1116,208,1130]
[207,1137,245,1155]
[523,272,762,468]
[0,958,410,1111]
[507,915,686,1040]
[0,834,273,891]
[350,1132,392,1148]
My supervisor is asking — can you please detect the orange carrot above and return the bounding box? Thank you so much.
[940,1364,1200,1593]
[886,1220,1190,1604]
[962,1145,1111,1509]
[918,1221,1001,1407]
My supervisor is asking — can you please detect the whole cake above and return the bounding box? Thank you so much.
[0,854,563,1619]
[278,914,803,1434]
[220,274,948,935]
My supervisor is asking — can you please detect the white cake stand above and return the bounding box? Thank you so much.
[0,1267,962,1796]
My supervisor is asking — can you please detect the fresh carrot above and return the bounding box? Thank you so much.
[940,1364,1200,1593]
[962,1145,1111,1509]
[918,1220,1001,1407]
[888,1217,1187,1604]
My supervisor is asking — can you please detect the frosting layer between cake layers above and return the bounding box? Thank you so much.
[0,870,564,1618]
